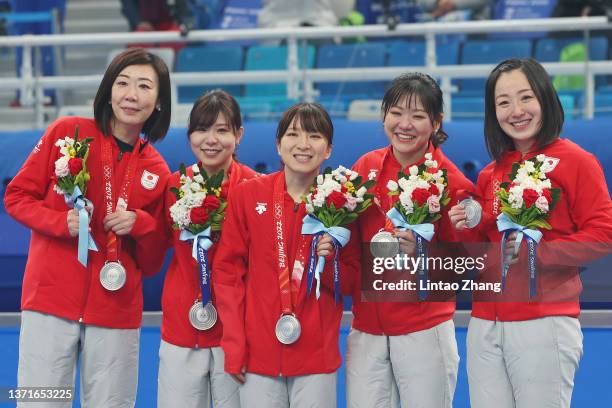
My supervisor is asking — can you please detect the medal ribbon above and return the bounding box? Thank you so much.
[273,174,309,315]
[64,185,98,266]
[301,214,351,303]
[496,213,543,298]
[180,228,214,305]
[387,207,435,300]
[101,136,141,263]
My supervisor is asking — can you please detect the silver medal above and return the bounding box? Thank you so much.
[275,314,301,345]
[189,301,218,331]
[460,198,482,229]
[100,261,126,291]
[370,230,400,258]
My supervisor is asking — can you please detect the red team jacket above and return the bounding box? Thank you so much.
[213,171,360,376]
[161,161,258,349]
[466,138,612,321]
[4,117,170,329]
[351,144,474,335]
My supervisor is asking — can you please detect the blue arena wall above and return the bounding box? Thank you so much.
[0,118,610,311]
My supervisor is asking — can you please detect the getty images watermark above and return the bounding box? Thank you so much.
[371,253,502,293]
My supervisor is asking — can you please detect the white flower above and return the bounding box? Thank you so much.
[409,166,419,176]
[540,159,556,173]
[191,164,199,173]
[399,192,414,214]
[386,180,399,192]
[536,154,546,162]
[424,153,433,160]
[305,203,315,213]
[193,174,204,184]
[316,174,324,185]
[356,186,367,198]
[424,159,438,168]
[54,156,70,177]
[535,195,549,213]
[53,183,64,195]
[348,171,358,181]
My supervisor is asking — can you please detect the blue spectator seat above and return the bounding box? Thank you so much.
[595,92,612,117]
[316,43,386,99]
[535,37,609,88]
[459,39,532,95]
[451,96,485,121]
[535,37,609,62]
[387,38,460,67]
[244,45,315,98]
[175,45,244,103]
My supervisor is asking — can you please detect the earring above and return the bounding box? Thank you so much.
[108,100,111,105]
[156,105,161,111]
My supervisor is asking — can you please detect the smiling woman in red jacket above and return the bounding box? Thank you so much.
[158,89,258,408]
[449,58,612,408]
[213,102,360,408]
[4,48,171,407]
[347,72,474,408]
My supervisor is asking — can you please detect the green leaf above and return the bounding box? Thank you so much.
[169,186,180,198]
[179,163,187,177]
[73,125,79,142]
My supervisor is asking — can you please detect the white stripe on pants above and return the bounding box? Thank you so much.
[17,310,139,408]
[239,372,337,408]
[467,316,583,408]
[157,340,240,408]
[346,320,459,408]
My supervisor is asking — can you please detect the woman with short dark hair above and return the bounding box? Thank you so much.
[449,58,612,408]
[213,102,360,408]
[4,48,171,407]
[347,72,474,408]
[157,89,257,408]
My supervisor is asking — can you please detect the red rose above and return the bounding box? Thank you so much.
[190,207,209,225]
[68,157,83,176]
[428,184,439,196]
[426,167,438,174]
[522,188,539,208]
[326,191,347,209]
[542,189,552,203]
[202,195,221,211]
[412,188,432,206]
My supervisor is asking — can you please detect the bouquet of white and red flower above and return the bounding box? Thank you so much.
[302,165,375,301]
[169,162,226,238]
[52,126,97,266]
[169,163,227,325]
[386,153,450,226]
[385,153,450,299]
[495,154,561,297]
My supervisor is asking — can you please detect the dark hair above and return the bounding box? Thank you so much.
[484,58,563,161]
[93,48,171,143]
[188,89,242,136]
[381,72,448,146]
[276,102,333,145]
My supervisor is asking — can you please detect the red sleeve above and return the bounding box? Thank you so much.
[213,183,249,374]
[4,119,72,239]
[538,153,612,267]
[132,170,173,277]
